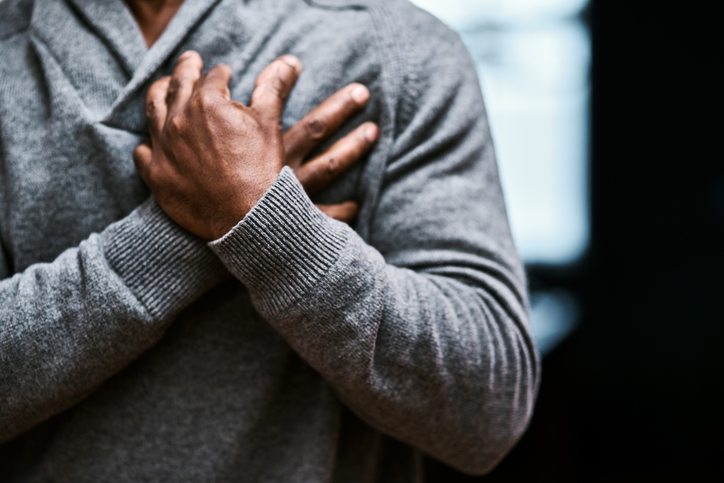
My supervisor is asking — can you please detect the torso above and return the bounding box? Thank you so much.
[0,1,392,481]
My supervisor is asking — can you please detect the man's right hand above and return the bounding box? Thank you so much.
[134,52,377,239]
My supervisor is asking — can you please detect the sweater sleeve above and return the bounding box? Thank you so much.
[0,198,228,444]
[208,25,539,476]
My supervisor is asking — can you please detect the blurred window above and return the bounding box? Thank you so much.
[411,0,590,266]
[410,0,591,354]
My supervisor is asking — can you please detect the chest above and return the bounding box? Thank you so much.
[0,4,381,273]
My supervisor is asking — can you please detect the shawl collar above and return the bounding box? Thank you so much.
[30,0,222,128]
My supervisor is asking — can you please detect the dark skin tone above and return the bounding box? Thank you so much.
[128,1,376,236]
[135,52,377,238]
[126,0,185,48]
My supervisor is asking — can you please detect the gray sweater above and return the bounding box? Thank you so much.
[0,0,539,480]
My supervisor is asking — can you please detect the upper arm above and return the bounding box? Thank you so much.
[372,11,526,306]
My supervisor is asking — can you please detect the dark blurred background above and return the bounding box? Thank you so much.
[414,0,723,480]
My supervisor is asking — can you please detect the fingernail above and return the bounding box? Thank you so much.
[351,85,369,105]
[178,51,194,62]
[364,124,378,142]
[280,55,302,73]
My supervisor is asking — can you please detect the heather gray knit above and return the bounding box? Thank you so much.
[0,0,539,481]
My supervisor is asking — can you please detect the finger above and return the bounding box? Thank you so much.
[133,142,153,186]
[192,63,232,102]
[166,51,203,120]
[317,202,359,224]
[296,122,378,195]
[283,83,370,169]
[249,55,302,121]
[145,76,170,142]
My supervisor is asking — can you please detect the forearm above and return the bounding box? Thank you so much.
[0,49,376,444]
[210,169,538,474]
[302,246,536,474]
[0,199,227,443]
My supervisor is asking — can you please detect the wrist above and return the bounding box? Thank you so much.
[209,168,281,240]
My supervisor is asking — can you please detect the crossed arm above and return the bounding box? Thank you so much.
[0,53,374,443]
[0,46,538,475]
[130,51,539,473]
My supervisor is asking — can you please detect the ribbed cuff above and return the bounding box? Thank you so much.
[101,198,229,320]
[209,167,349,314]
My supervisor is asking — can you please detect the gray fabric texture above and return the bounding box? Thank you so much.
[0,0,540,481]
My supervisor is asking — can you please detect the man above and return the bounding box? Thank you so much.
[0,0,539,481]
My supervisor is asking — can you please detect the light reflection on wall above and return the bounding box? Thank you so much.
[411,0,590,266]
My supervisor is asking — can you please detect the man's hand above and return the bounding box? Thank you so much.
[134,51,377,240]
[282,79,378,224]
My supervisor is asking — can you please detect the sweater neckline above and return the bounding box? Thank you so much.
[65,0,148,75]
[31,0,222,122]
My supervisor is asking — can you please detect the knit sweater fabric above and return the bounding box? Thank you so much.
[0,0,539,481]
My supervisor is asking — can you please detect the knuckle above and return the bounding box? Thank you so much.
[169,75,187,92]
[302,116,327,140]
[191,93,215,112]
[166,115,185,137]
[324,156,339,176]
[167,81,180,98]
[145,99,160,119]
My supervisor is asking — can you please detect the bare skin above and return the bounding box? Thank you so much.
[134,51,378,239]
[126,0,185,48]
